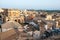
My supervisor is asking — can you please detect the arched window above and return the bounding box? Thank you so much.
[15,20,17,22]
[58,21,60,25]
[18,19,20,23]
[7,20,9,21]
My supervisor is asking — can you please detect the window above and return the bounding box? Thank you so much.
[0,15,2,18]
[15,20,17,22]
[0,25,1,28]
[18,19,20,23]
[7,20,9,21]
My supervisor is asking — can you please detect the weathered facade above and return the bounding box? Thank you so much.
[6,9,25,23]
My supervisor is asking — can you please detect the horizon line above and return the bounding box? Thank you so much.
[0,8,60,10]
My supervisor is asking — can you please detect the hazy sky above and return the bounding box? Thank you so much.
[0,0,60,10]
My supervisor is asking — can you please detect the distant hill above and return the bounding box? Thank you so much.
[27,9,60,13]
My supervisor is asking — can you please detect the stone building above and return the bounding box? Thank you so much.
[6,9,25,23]
[5,9,38,23]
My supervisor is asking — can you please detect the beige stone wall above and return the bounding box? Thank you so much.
[45,15,52,20]
[56,21,60,28]
[8,9,20,17]
[47,22,53,29]
[20,16,25,23]
[7,9,25,23]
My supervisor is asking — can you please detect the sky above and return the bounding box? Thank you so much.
[0,0,60,10]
